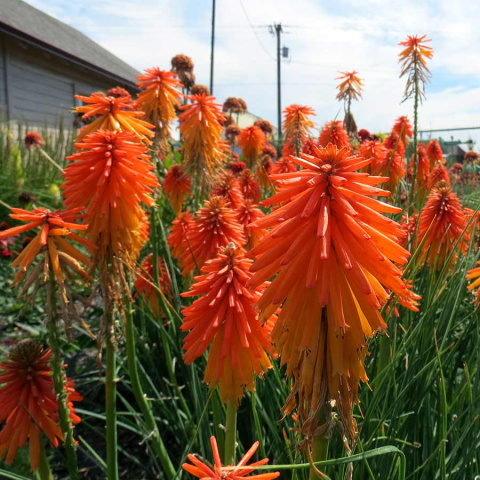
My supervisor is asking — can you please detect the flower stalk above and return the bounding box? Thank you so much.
[224,399,238,465]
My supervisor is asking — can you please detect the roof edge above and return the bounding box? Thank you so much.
[0,22,139,91]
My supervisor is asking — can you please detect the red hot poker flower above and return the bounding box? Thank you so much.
[212,173,245,210]
[0,340,82,471]
[238,169,261,204]
[318,120,350,149]
[164,164,191,216]
[238,126,266,170]
[392,116,413,148]
[181,244,275,404]
[183,436,280,479]
[248,143,420,440]
[179,197,246,276]
[237,200,267,249]
[168,211,194,262]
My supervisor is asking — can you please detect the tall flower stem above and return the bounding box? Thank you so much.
[308,409,329,480]
[38,442,54,480]
[124,298,176,479]
[105,309,119,480]
[408,71,420,210]
[224,399,237,465]
[377,331,391,377]
[46,276,80,480]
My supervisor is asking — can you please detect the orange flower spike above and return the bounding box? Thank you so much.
[392,116,413,148]
[271,157,297,176]
[212,172,245,210]
[136,68,183,136]
[135,253,172,317]
[164,164,191,215]
[238,126,266,170]
[467,258,480,297]
[179,197,246,276]
[238,169,261,204]
[237,200,267,249]
[427,163,450,190]
[372,149,405,194]
[319,120,350,149]
[282,104,316,156]
[0,207,92,286]
[248,143,419,439]
[336,71,364,103]
[0,340,82,471]
[181,245,275,404]
[63,130,159,263]
[383,130,405,159]
[179,93,227,186]
[73,93,154,144]
[168,211,194,261]
[358,139,387,174]
[182,436,280,479]
[418,184,467,271]
[426,139,444,167]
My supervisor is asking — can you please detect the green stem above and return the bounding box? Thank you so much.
[224,399,238,465]
[105,311,119,480]
[309,410,329,480]
[408,70,419,210]
[125,300,176,479]
[37,442,53,480]
[47,278,80,480]
[377,332,391,377]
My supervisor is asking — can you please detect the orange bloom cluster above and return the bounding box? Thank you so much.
[179,93,227,187]
[237,201,267,249]
[318,121,350,149]
[63,130,159,263]
[136,68,183,141]
[335,71,364,103]
[24,131,45,150]
[238,126,266,170]
[372,147,405,194]
[358,139,386,174]
[271,157,296,175]
[427,139,444,167]
[183,436,279,480]
[74,93,154,144]
[168,211,194,260]
[400,212,418,248]
[392,116,413,148]
[282,105,316,156]
[427,163,450,190]
[248,144,419,439]
[134,253,172,317]
[411,143,431,200]
[0,340,82,471]
[212,172,245,210]
[398,35,433,100]
[179,197,245,276]
[181,244,275,404]
[383,131,405,158]
[164,164,191,215]
[417,184,468,271]
[467,260,480,301]
[0,207,92,286]
[238,168,261,203]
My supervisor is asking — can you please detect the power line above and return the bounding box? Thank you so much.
[237,0,275,60]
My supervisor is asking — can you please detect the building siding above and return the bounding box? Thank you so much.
[0,36,7,119]
[0,34,136,127]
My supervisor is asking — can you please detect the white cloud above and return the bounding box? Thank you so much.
[25,0,480,146]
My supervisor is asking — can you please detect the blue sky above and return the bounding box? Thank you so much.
[26,0,480,147]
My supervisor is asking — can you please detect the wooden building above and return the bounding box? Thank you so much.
[0,0,139,127]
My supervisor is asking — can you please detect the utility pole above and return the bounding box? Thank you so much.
[210,0,216,94]
[274,23,283,141]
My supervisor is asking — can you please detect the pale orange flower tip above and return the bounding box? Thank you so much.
[182,436,280,479]
[181,244,275,404]
[336,71,364,103]
[0,340,82,471]
[73,93,154,144]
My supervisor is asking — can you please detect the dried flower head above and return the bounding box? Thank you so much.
[223,97,247,114]
[0,340,82,471]
[191,84,210,96]
[262,143,277,160]
[336,71,364,104]
[254,119,274,136]
[171,54,194,74]
[24,131,45,150]
[226,125,241,143]
[164,164,191,215]
[183,436,280,479]
[182,245,275,404]
[226,161,247,175]
[74,93,154,144]
[248,143,420,441]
